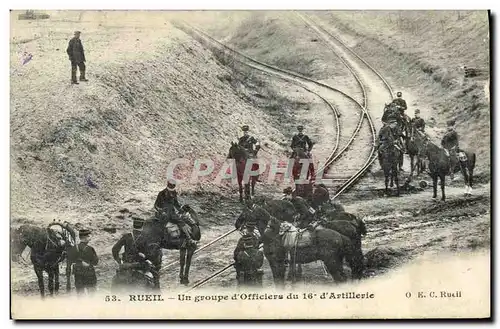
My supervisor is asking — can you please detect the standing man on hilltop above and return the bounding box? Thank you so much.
[66,31,88,85]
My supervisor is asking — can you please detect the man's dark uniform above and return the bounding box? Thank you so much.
[233,220,263,287]
[112,218,143,264]
[66,31,87,84]
[290,125,314,157]
[411,116,426,132]
[154,182,194,246]
[67,229,99,295]
[238,125,260,157]
[391,92,408,113]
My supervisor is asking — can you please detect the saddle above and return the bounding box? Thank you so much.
[280,221,321,250]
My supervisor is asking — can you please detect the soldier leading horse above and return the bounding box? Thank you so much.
[11,221,76,298]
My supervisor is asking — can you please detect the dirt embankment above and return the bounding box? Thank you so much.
[310,11,490,176]
[10,12,318,221]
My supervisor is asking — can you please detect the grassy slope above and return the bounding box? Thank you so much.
[10,11,300,217]
[190,11,353,82]
[311,10,490,175]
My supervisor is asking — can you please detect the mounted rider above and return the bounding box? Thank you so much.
[441,119,464,180]
[290,125,314,158]
[410,109,426,133]
[376,121,403,168]
[238,125,261,158]
[233,219,264,287]
[154,180,195,247]
[391,91,408,113]
[389,91,410,152]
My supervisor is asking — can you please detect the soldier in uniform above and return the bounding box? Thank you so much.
[411,109,426,132]
[154,180,195,247]
[238,125,261,157]
[290,125,314,157]
[441,119,461,180]
[67,229,99,296]
[233,219,264,287]
[391,91,408,113]
[66,31,88,85]
[111,218,144,265]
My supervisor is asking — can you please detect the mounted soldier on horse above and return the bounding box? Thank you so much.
[228,125,261,202]
[376,122,403,195]
[154,180,196,248]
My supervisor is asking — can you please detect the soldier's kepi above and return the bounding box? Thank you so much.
[154,179,195,247]
[238,125,260,157]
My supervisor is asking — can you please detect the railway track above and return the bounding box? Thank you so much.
[157,17,395,291]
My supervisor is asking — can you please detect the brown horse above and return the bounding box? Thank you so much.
[264,215,354,284]
[228,142,259,202]
[417,131,476,200]
[11,221,76,298]
[407,124,426,177]
[138,206,201,287]
[291,148,315,202]
[378,124,402,196]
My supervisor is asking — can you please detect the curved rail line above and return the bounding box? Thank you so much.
[298,13,395,200]
[159,22,344,274]
[170,21,382,290]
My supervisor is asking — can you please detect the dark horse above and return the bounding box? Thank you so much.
[239,199,355,285]
[291,148,315,202]
[228,142,259,202]
[407,124,427,177]
[382,103,407,169]
[11,221,76,298]
[135,206,201,287]
[417,130,476,200]
[378,124,403,196]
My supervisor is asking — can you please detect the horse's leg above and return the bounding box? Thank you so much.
[390,173,394,188]
[66,258,71,292]
[385,174,389,195]
[325,255,346,283]
[34,265,45,298]
[179,248,186,284]
[48,269,54,296]
[440,174,446,201]
[54,264,60,294]
[395,165,400,196]
[432,174,438,199]
[244,183,251,200]
[410,155,415,178]
[152,252,162,290]
[183,247,195,286]
[238,181,243,203]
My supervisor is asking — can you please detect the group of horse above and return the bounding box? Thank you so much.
[378,103,476,201]
[235,194,366,285]
[227,142,315,203]
[11,208,202,298]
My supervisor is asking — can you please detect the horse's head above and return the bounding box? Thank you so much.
[11,226,27,262]
[228,142,247,161]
